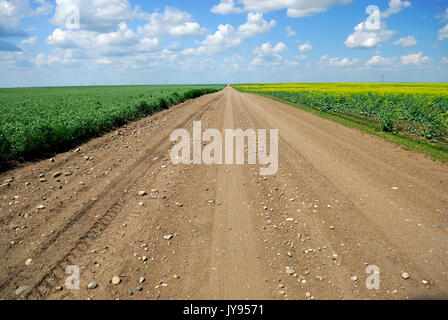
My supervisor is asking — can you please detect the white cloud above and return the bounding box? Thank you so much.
[320,55,360,67]
[251,42,297,68]
[345,19,396,48]
[138,7,207,38]
[217,0,352,18]
[33,49,83,67]
[0,0,31,37]
[298,41,312,53]
[184,12,275,56]
[46,22,160,56]
[441,57,448,64]
[382,0,411,18]
[97,22,137,47]
[211,0,243,15]
[237,12,276,38]
[365,55,396,67]
[51,0,134,32]
[401,52,429,65]
[20,36,37,46]
[438,24,448,41]
[286,26,296,37]
[46,28,92,48]
[393,35,417,47]
[137,37,160,52]
[253,42,287,55]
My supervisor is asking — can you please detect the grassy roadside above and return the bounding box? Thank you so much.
[234,88,448,163]
[0,85,224,171]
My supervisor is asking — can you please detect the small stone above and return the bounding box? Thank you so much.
[138,190,147,196]
[350,276,358,282]
[128,289,134,295]
[402,272,410,280]
[422,280,428,285]
[285,266,295,275]
[52,172,62,178]
[25,258,32,266]
[111,275,121,285]
[173,274,180,279]
[163,234,173,240]
[87,282,98,289]
[64,172,72,176]
[139,277,145,283]
[36,205,45,210]
[15,286,28,296]
[142,256,148,262]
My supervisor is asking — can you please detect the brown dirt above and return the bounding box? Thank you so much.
[1,87,447,300]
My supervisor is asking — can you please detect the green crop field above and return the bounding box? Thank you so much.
[234,83,448,142]
[0,85,224,163]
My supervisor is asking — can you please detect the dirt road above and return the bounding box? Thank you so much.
[1,87,447,300]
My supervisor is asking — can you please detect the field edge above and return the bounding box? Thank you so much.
[233,87,448,163]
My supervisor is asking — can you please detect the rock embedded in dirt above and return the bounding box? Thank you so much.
[111,275,121,285]
[402,272,410,280]
[87,282,98,289]
[138,190,147,196]
[15,286,28,296]
[36,205,45,210]
[139,277,145,283]
[163,234,173,240]
[285,266,295,275]
[52,172,62,178]
[25,258,33,266]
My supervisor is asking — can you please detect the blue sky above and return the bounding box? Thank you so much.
[0,0,447,87]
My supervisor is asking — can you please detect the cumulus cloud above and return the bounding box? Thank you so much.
[51,0,134,33]
[33,49,86,67]
[319,54,360,67]
[46,22,159,56]
[184,12,275,56]
[365,55,396,67]
[400,52,429,65]
[298,41,312,53]
[441,57,448,64]
[138,7,207,38]
[393,35,417,47]
[345,19,395,48]
[46,28,92,48]
[382,0,411,18]
[211,0,352,18]
[211,0,243,15]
